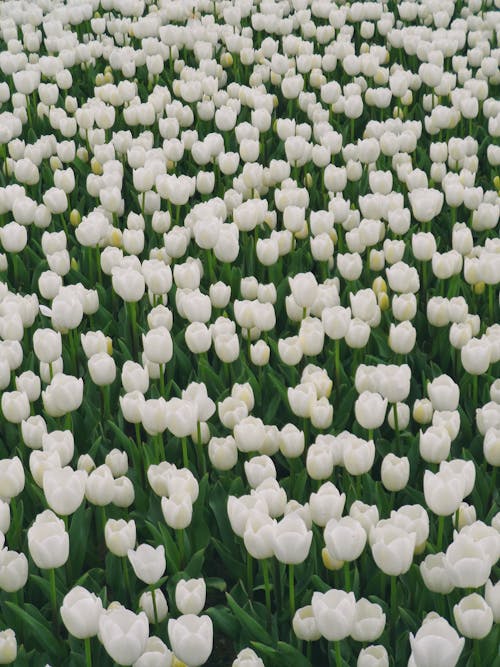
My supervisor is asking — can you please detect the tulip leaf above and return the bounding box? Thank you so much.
[211,538,244,580]
[276,641,312,667]
[205,605,240,640]
[226,593,274,645]
[69,504,92,577]
[4,601,65,660]
[185,548,205,577]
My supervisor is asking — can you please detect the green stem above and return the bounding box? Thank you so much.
[49,568,57,624]
[177,529,185,568]
[393,403,400,450]
[343,562,351,592]
[151,587,159,625]
[334,339,341,391]
[472,374,478,407]
[84,637,92,667]
[262,559,272,622]
[127,301,139,357]
[473,638,482,667]
[437,514,445,552]
[247,553,253,599]
[335,640,342,667]
[159,364,165,397]
[181,436,189,469]
[122,557,132,602]
[196,421,206,476]
[390,576,398,643]
[289,563,295,618]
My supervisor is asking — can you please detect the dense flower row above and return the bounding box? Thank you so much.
[0,0,499,665]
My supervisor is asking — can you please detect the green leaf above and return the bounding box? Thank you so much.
[226,593,274,645]
[205,605,239,640]
[4,602,64,659]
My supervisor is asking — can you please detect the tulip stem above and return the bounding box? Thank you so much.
[343,562,351,592]
[390,576,398,642]
[392,403,400,450]
[127,301,139,357]
[181,436,189,470]
[247,553,253,599]
[84,637,92,667]
[196,421,206,476]
[334,339,341,391]
[262,558,272,622]
[437,514,445,552]
[335,640,342,667]
[472,375,478,407]
[49,568,57,625]
[176,529,185,568]
[159,364,165,397]
[122,557,132,602]
[473,639,481,667]
[151,587,159,625]
[289,563,295,618]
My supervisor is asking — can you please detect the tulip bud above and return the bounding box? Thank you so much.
[139,590,168,625]
[0,629,16,665]
[61,586,104,639]
[168,615,213,667]
[175,578,206,615]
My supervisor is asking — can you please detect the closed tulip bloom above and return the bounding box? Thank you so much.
[86,465,115,506]
[61,586,104,639]
[227,495,269,538]
[98,607,149,666]
[288,383,316,418]
[142,327,173,365]
[388,321,416,354]
[357,645,389,667]
[273,515,312,564]
[88,353,116,386]
[42,374,83,417]
[322,306,351,340]
[112,268,145,303]
[27,510,69,569]
[0,548,28,593]
[0,629,16,665]
[42,430,74,467]
[351,598,386,643]
[139,592,169,626]
[168,614,213,667]
[243,511,275,560]
[427,376,460,411]
[292,606,321,642]
[128,545,165,585]
[344,436,375,476]
[1,391,30,424]
[0,501,9,534]
[43,467,87,515]
[165,398,197,438]
[175,578,206,615]
[324,516,367,562]
[461,338,491,375]
[483,428,500,466]
[288,272,318,309]
[345,318,370,349]
[410,613,464,667]
[419,426,451,464]
[0,457,25,499]
[105,519,136,558]
[161,494,192,530]
[444,534,492,589]
[134,636,171,667]
[453,593,493,640]
[244,456,276,489]
[381,454,410,492]
[370,522,416,575]
[309,482,346,527]
[311,589,356,641]
[485,580,500,623]
[420,553,455,594]
[355,392,387,430]
[424,469,464,516]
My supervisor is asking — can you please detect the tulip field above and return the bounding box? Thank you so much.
[1,0,500,664]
